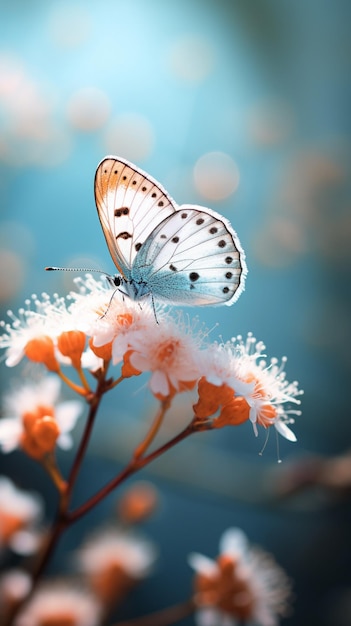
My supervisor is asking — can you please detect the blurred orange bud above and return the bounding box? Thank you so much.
[118,482,159,525]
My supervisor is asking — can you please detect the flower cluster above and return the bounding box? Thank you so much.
[0,275,302,446]
[0,274,300,625]
[189,527,291,626]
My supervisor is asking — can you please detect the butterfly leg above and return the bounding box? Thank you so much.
[151,294,159,325]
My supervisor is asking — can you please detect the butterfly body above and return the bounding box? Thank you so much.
[95,156,247,307]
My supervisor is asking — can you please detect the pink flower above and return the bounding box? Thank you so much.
[127,313,202,398]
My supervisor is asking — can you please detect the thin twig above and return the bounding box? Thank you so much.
[67,422,196,523]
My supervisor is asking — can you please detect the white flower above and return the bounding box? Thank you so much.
[0,376,83,455]
[76,527,157,605]
[0,476,43,555]
[89,295,158,365]
[189,527,291,626]
[229,334,303,441]
[0,569,32,608]
[14,582,102,626]
[76,527,157,580]
[193,334,302,443]
[0,292,72,367]
[67,274,120,334]
[0,281,104,370]
[127,313,202,397]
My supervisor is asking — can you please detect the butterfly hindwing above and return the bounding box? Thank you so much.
[132,206,245,306]
[94,156,178,277]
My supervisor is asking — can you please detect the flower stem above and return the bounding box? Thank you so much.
[42,454,67,493]
[76,365,92,392]
[58,369,87,396]
[133,397,171,459]
[63,373,107,508]
[114,598,195,626]
[67,421,196,523]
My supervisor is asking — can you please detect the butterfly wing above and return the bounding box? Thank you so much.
[132,206,247,306]
[94,156,178,278]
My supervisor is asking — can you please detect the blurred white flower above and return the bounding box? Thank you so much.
[0,376,83,458]
[0,476,43,555]
[14,582,102,626]
[76,527,157,605]
[189,527,291,626]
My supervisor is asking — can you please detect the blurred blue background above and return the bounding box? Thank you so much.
[1,1,351,624]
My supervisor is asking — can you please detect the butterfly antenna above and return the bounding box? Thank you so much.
[45,266,112,279]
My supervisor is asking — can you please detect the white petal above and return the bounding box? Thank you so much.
[38,376,61,404]
[219,528,248,558]
[112,335,129,364]
[188,552,218,576]
[57,432,73,450]
[195,608,233,626]
[150,370,169,396]
[9,530,42,555]
[129,352,149,372]
[0,418,22,452]
[56,401,83,433]
[275,420,297,442]
[81,349,103,370]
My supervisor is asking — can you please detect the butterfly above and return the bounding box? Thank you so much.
[94,156,247,308]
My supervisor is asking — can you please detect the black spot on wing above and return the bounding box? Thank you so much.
[117,232,132,240]
[114,207,130,217]
[189,272,199,282]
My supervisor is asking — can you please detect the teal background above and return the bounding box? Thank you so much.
[1,1,351,625]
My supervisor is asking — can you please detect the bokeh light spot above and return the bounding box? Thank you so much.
[48,5,92,48]
[169,35,215,83]
[0,250,25,302]
[103,114,155,162]
[193,151,240,201]
[67,87,111,131]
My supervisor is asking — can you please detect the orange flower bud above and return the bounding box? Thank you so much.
[194,554,255,621]
[193,378,234,419]
[118,482,158,524]
[58,330,86,368]
[32,417,60,453]
[24,336,59,372]
[214,396,250,428]
[20,405,59,459]
[89,563,133,606]
[89,337,112,361]
[256,403,277,427]
[0,511,25,541]
[122,350,142,378]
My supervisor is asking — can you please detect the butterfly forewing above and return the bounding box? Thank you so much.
[132,206,245,306]
[94,157,177,277]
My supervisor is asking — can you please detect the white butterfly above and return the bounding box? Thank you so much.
[94,156,247,307]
